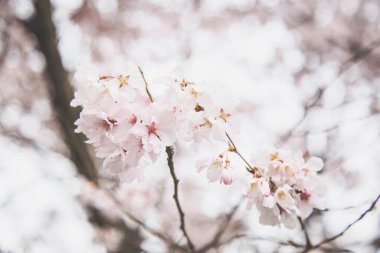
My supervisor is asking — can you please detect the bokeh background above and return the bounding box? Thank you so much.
[1,0,380,252]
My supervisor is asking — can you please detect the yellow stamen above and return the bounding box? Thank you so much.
[219,108,231,122]
[270,152,279,160]
[117,75,129,87]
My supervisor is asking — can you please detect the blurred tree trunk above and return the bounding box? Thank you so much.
[24,0,98,183]
[23,0,142,252]
[25,0,97,183]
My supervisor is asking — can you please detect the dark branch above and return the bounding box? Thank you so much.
[138,66,154,103]
[308,193,380,252]
[166,146,195,252]
[298,217,312,250]
[86,204,144,253]
[24,0,98,183]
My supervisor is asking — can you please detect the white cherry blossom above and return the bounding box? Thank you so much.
[71,64,325,228]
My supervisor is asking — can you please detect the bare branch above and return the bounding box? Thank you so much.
[298,217,312,250]
[226,132,256,174]
[166,146,195,252]
[138,66,154,103]
[308,193,380,252]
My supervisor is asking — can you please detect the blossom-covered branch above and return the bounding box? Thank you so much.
[71,64,326,234]
[138,66,194,251]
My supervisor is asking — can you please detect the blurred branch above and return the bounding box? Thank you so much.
[279,39,380,145]
[198,198,243,252]
[166,146,195,252]
[0,125,40,149]
[0,29,9,70]
[86,204,144,253]
[102,188,183,250]
[338,39,380,76]
[23,0,98,183]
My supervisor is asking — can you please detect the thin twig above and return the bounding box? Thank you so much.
[166,146,195,252]
[138,66,154,103]
[308,193,380,252]
[225,132,256,173]
[317,199,375,212]
[298,217,312,249]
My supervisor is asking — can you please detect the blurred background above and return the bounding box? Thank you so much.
[1,0,380,252]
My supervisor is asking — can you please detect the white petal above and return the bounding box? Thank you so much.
[297,202,313,219]
[306,157,324,171]
[261,180,271,196]
[196,157,210,172]
[262,196,275,208]
[207,167,222,182]
[275,186,295,210]
[282,213,297,229]
[221,169,233,185]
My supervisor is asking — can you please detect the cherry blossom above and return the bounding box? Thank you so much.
[196,152,233,185]
[72,64,325,229]
[72,64,233,183]
[245,148,326,228]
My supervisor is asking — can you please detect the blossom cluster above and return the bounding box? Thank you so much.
[196,152,234,185]
[72,64,325,228]
[246,148,325,228]
[71,65,231,182]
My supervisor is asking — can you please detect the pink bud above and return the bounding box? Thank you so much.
[221,169,233,185]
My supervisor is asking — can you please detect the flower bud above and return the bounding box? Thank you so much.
[221,168,233,185]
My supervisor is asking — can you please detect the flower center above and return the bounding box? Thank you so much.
[300,191,311,202]
[146,122,158,135]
